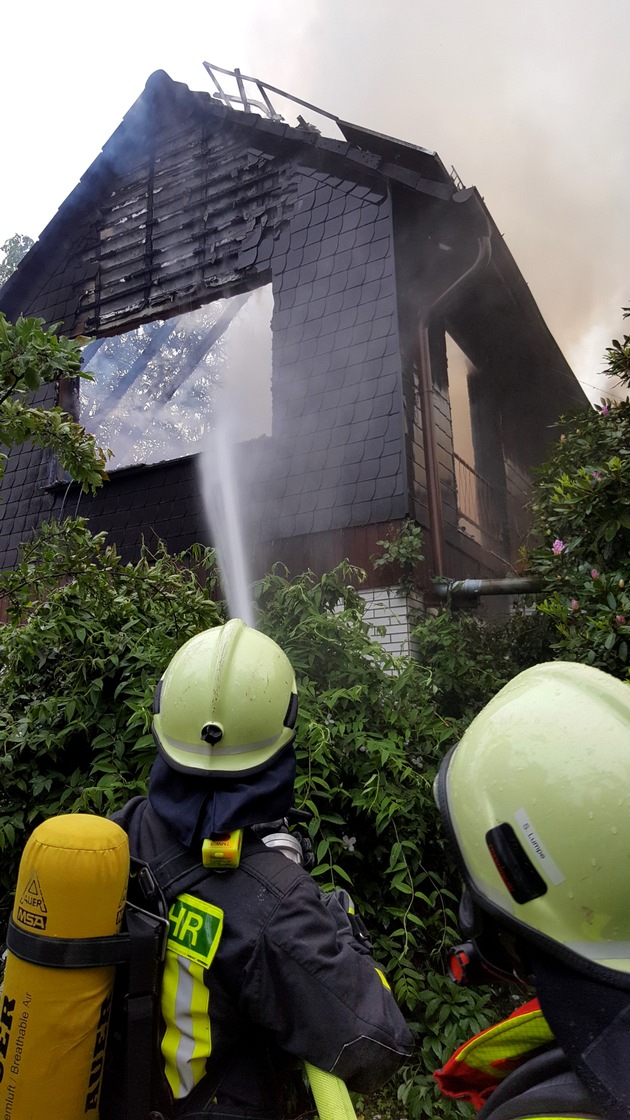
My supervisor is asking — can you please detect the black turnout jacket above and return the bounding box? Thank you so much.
[113,798,413,1120]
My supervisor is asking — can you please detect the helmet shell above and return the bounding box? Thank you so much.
[153,619,298,777]
[438,661,630,972]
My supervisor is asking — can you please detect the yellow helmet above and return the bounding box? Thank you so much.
[152,620,298,777]
[435,661,630,974]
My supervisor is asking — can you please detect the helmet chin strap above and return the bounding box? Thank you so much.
[532,947,630,1120]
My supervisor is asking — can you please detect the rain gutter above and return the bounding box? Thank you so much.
[417,189,492,578]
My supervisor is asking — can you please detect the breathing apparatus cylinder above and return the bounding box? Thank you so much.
[0,814,129,1119]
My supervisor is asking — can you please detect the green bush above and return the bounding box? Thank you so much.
[527,399,630,677]
[0,520,524,1118]
[0,519,223,915]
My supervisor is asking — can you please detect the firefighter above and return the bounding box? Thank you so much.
[433,660,630,1120]
[110,619,413,1119]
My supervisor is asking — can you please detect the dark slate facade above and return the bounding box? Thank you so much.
[0,71,587,584]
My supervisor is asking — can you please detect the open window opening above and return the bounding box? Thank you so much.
[80,285,273,471]
[445,333,507,549]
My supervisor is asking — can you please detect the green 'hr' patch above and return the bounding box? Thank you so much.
[167,893,223,969]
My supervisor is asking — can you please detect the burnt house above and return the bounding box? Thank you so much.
[0,69,587,649]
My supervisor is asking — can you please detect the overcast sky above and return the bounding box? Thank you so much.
[2,0,628,400]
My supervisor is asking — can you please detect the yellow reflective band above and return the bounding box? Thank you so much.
[161,950,183,1098]
[160,895,223,1099]
[374,967,391,991]
[455,1009,554,1075]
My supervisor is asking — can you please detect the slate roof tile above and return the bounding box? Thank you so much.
[353,398,375,423]
[356,480,377,503]
[289,210,309,235]
[341,209,362,233]
[373,391,398,417]
[315,334,335,355]
[385,414,403,439]
[309,428,332,451]
[340,461,361,485]
[301,242,321,266]
[281,493,302,516]
[352,500,372,524]
[362,437,385,460]
[340,287,362,311]
[281,266,301,291]
[346,265,367,290]
[292,228,308,250]
[338,383,361,407]
[338,230,357,253]
[370,497,395,522]
[282,343,301,365]
[380,453,401,476]
[315,490,337,513]
[327,273,346,297]
[311,353,332,375]
[370,315,394,340]
[294,511,315,535]
[366,336,388,360]
[327,196,347,220]
[300,261,318,285]
[331,249,353,275]
[330,425,351,448]
[374,476,397,500]
[321,465,342,488]
[277,288,296,310]
[338,307,358,330]
[285,323,305,345]
[290,302,310,326]
[359,458,383,483]
[298,491,319,513]
[277,514,295,536]
[293,285,314,309]
[370,238,391,261]
[311,203,329,227]
[325,292,344,314]
[272,308,292,330]
[351,244,373,269]
[302,318,324,342]
[284,473,305,496]
[325,215,344,239]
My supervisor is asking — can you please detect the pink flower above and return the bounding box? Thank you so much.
[591,569,599,580]
[601,405,609,416]
[552,539,565,555]
[570,599,580,612]
[616,615,626,625]
[591,471,602,482]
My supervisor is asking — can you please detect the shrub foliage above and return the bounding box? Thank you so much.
[527,399,630,677]
[0,518,529,1116]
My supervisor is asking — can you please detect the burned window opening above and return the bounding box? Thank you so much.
[80,285,273,471]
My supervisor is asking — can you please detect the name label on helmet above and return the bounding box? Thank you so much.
[514,809,565,885]
[167,894,223,969]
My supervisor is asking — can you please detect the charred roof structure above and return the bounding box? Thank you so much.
[0,68,587,645]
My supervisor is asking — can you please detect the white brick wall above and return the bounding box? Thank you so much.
[360,586,424,660]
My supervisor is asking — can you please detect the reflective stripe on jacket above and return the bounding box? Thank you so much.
[435,1001,601,1120]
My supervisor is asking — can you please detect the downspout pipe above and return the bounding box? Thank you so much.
[434,576,542,599]
[417,190,492,578]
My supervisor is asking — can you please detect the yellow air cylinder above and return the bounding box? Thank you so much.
[0,813,129,1118]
